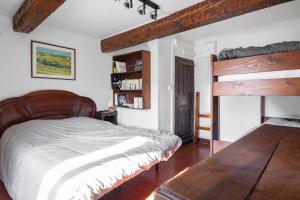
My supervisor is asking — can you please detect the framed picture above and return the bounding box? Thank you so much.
[134,60,143,71]
[31,41,76,80]
[117,94,127,107]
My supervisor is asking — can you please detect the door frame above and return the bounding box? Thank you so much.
[174,56,195,143]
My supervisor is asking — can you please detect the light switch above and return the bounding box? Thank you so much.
[168,85,174,91]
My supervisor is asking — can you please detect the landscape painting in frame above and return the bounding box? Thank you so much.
[31,41,76,80]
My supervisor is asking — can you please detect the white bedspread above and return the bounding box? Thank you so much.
[0,117,181,200]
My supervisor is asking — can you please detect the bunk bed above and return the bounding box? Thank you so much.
[154,49,300,200]
[210,49,300,151]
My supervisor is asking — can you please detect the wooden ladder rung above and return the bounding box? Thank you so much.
[198,113,211,118]
[196,126,211,131]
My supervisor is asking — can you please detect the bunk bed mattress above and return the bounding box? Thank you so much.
[218,41,300,60]
[0,117,182,200]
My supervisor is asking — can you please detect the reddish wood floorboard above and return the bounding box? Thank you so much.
[0,143,209,200]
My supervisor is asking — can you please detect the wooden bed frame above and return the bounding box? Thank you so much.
[0,90,96,136]
[211,50,300,153]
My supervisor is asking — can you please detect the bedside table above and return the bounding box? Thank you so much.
[94,110,118,125]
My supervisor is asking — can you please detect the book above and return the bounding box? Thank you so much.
[114,94,118,106]
[120,79,142,90]
[138,97,143,109]
[132,79,138,90]
[139,79,142,89]
[115,62,126,73]
[134,97,139,109]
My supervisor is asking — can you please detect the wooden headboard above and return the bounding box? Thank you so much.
[0,90,96,136]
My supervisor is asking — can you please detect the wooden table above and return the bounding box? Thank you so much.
[154,125,300,200]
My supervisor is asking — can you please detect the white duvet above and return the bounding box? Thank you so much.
[0,117,181,200]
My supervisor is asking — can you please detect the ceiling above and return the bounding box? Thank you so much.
[0,0,202,39]
[179,0,300,43]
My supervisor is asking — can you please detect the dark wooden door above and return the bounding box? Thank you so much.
[175,56,194,143]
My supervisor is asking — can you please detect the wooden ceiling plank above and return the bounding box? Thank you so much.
[13,0,65,33]
[101,0,293,53]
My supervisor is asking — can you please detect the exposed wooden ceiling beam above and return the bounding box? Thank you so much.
[13,0,65,33]
[101,0,293,53]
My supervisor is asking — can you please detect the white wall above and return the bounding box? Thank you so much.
[157,37,173,132]
[0,16,111,110]
[172,37,196,133]
[192,1,300,142]
[156,36,195,133]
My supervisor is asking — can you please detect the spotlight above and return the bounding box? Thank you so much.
[115,0,160,20]
[150,9,158,20]
[124,0,133,9]
[137,3,146,15]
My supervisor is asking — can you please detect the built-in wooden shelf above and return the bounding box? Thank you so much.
[113,89,142,93]
[116,106,146,110]
[112,50,151,109]
[113,71,142,76]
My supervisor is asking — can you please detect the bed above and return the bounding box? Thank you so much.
[0,90,182,200]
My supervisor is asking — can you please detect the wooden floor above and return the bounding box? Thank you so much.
[0,143,209,200]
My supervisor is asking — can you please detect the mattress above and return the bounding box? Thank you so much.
[0,117,182,200]
[218,41,300,60]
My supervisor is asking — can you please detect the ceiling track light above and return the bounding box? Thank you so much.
[115,0,160,20]
[124,0,133,9]
[150,9,158,20]
[137,4,146,15]
[138,0,159,10]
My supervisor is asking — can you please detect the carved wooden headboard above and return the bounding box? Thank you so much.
[0,90,96,136]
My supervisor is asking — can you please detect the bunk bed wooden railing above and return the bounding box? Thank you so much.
[211,49,300,153]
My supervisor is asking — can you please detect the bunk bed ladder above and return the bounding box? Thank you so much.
[194,92,213,153]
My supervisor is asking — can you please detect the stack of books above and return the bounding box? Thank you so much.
[121,79,142,90]
[115,62,126,73]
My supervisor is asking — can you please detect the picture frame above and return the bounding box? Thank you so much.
[31,41,76,80]
[117,94,127,106]
[134,60,143,71]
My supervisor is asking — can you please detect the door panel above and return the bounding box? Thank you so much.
[175,57,194,143]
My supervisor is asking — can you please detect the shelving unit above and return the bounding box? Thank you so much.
[112,50,151,109]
